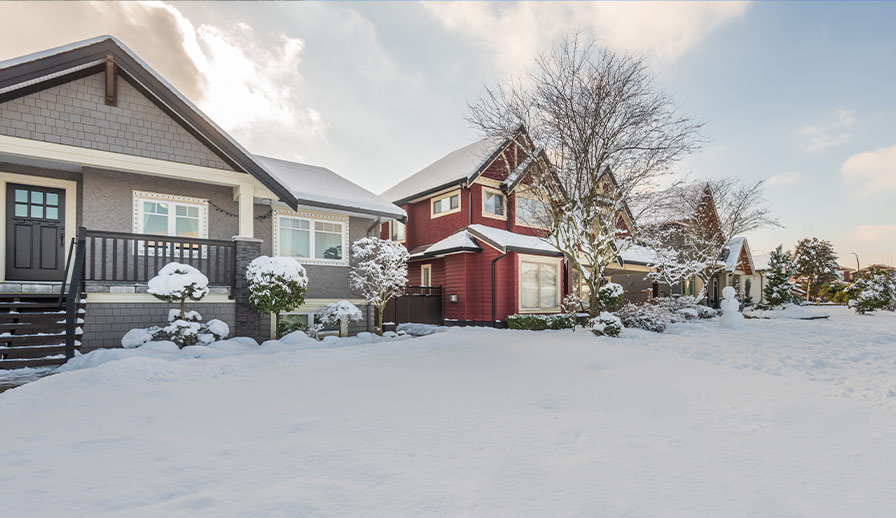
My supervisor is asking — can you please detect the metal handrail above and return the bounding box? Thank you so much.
[65,227,87,360]
[57,237,77,308]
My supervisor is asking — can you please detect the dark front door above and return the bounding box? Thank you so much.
[6,183,66,281]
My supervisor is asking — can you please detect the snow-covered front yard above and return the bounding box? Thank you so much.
[2,306,896,516]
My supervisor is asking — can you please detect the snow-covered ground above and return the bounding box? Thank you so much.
[2,306,896,516]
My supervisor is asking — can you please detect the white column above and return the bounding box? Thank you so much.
[235,183,255,239]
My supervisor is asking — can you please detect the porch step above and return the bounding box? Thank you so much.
[0,292,85,368]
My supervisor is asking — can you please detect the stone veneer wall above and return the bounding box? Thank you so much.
[82,302,235,352]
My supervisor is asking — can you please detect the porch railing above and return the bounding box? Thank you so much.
[82,229,236,289]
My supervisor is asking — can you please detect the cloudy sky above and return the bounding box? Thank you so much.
[1,1,894,266]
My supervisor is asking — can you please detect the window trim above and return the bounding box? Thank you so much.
[481,185,507,221]
[272,209,350,266]
[421,264,432,287]
[517,253,563,313]
[515,194,549,229]
[430,189,462,219]
[132,190,209,239]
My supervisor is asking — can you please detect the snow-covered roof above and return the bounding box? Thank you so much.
[721,237,753,272]
[467,224,561,255]
[0,36,303,209]
[410,230,481,259]
[752,253,772,271]
[618,242,660,266]
[381,136,506,204]
[256,156,405,220]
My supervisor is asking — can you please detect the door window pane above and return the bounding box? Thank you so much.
[14,204,27,217]
[15,189,27,203]
[46,193,59,206]
[30,206,43,218]
[46,207,59,220]
[30,191,43,204]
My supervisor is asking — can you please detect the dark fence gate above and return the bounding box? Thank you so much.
[382,286,442,328]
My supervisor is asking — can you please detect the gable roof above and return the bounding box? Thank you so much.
[0,36,300,209]
[255,156,404,221]
[721,236,754,273]
[381,134,510,204]
[466,224,561,256]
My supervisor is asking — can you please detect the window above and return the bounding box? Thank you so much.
[13,187,60,221]
[431,190,461,218]
[571,269,592,305]
[133,191,208,238]
[390,220,406,242]
[516,195,548,228]
[421,264,432,287]
[482,187,505,219]
[274,211,349,265]
[519,256,561,311]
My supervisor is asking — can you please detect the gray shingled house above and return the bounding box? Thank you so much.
[0,36,404,367]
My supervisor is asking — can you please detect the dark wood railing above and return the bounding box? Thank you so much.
[83,229,235,288]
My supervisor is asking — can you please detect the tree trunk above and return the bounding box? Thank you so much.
[588,285,601,318]
[806,278,812,302]
[180,298,186,320]
[377,305,385,336]
[275,311,280,338]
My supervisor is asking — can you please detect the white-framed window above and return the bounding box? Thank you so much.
[431,190,461,218]
[421,264,432,287]
[481,186,506,219]
[273,210,350,266]
[516,195,549,228]
[518,254,562,312]
[390,219,406,242]
[133,191,208,238]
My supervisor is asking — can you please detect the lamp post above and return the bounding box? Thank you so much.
[852,252,860,278]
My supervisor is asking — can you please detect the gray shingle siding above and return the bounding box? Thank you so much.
[0,72,234,171]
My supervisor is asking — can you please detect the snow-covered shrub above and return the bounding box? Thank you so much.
[246,256,308,337]
[319,300,364,337]
[121,328,153,349]
[653,296,719,321]
[846,267,895,314]
[349,237,409,335]
[124,311,230,349]
[562,294,584,330]
[147,262,209,320]
[616,303,671,333]
[587,312,622,337]
[506,313,574,330]
[597,282,624,312]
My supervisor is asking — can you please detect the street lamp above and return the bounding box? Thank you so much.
[852,252,860,276]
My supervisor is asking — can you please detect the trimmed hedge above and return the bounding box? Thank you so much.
[506,313,575,330]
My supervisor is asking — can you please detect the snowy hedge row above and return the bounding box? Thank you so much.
[506,313,575,330]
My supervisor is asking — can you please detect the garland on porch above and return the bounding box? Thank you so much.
[208,200,273,221]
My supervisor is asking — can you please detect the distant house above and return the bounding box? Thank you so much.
[0,36,403,366]
[379,126,646,325]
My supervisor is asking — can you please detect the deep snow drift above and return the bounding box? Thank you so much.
[1,306,895,517]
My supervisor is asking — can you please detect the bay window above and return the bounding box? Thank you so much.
[519,255,562,311]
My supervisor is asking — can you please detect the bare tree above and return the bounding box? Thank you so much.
[467,32,702,315]
[644,178,780,303]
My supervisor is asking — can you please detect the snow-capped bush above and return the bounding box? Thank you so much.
[349,237,409,335]
[597,282,624,312]
[846,267,895,314]
[246,256,308,337]
[616,303,671,333]
[121,328,153,349]
[652,296,719,322]
[147,262,209,320]
[587,312,623,337]
[760,246,798,309]
[122,310,231,349]
[506,313,575,330]
[319,300,363,336]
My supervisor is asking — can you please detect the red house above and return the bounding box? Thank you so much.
[381,127,641,325]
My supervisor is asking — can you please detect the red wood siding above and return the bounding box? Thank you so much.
[402,190,469,249]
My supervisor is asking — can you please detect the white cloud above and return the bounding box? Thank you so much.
[423,1,748,72]
[854,225,896,242]
[797,109,855,152]
[840,142,896,190]
[766,171,801,187]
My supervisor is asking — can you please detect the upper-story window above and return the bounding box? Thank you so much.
[431,190,461,218]
[390,220,406,242]
[274,210,349,266]
[516,195,549,228]
[482,186,506,219]
[133,191,208,238]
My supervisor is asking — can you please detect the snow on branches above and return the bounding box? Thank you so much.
[846,267,895,314]
[246,256,308,336]
[349,237,409,335]
[319,300,364,337]
[147,262,209,320]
